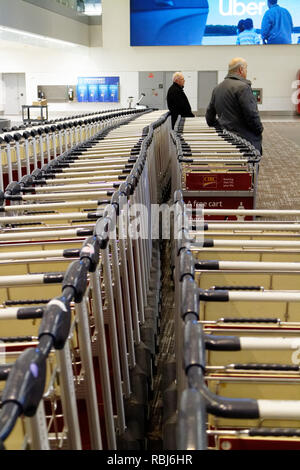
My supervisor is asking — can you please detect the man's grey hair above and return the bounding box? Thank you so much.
[228,57,247,73]
[173,72,184,83]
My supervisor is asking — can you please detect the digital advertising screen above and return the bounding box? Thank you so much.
[130,0,300,46]
[77,77,120,102]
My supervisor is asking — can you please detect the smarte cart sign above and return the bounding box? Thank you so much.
[77,77,120,103]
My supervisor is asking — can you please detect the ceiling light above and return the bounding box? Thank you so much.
[0,25,79,48]
[81,5,102,16]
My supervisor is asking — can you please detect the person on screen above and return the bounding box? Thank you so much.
[261,0,293,44]
[167,72,195,129]
[205,58,263,153]
[237,20,245,35]
[236,18,261,45]
[236,20,245,44]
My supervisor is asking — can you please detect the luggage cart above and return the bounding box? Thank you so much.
[0,108,147,193]
[0,266,102,450]
[0,110,169,450]
[173,191,300,450]
[171,118,261,220]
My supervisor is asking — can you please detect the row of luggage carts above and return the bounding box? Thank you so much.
[0,108,136,191]
[170,117,261,219]
[172,187,300,450]
[0,108,171,450]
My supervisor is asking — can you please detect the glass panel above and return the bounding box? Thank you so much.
[23,0,102,17]
[77,0,102,16]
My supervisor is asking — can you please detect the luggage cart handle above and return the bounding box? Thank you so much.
[17,306,45,319]
[4,299,50,306]
[186,318,300,352]
[249,428,300,437]
[0,364,13,381]
[178,389,207,451]
[0,306,45,320]
[204,334,241,351]
[1,346,49,418]
[38,297,71,350]
[0,402,21,442]
[177,230,192,256]
[62,260,88,303]
[5,182,21,197]
[180,249,195,281]
[181,277,199,321]
[229,363,300,371]
[183,321,300,420]
[179,157,194,163]
[200,289,300,302]
[213,286,263,291]
[94,216,112,249]
[0,336,35,343]
[20,175,34,187]
[188,366,260,419]
[80,236,100,273]
[220,317,280,324]
[199,289,229,302]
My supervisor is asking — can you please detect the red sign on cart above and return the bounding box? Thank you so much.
[185,173,252,191]
[184,196,254,220]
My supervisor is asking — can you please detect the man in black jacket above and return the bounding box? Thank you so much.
[206,58,263,153]
[167,72,195,129]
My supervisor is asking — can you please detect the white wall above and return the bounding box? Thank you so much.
[0,0,298,113]
[0,75,4,112]
[26,71,138,111]
[89,24,103,48]
[88,0,299,112]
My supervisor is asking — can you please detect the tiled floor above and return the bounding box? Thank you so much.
[257,122,300,212]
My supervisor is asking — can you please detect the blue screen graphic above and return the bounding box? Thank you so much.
[77,84,88,102]
[77,77,120,102]
[99,84,109,101]
[108,84,119,102]
[130,0,300,46]
[88,84,100,102]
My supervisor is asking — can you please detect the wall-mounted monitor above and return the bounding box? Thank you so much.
[130,0,300,46]
[77,77,120,102]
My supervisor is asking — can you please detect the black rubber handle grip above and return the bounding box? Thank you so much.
[4,299,50,306]
[249,428,300,438]
[43,273,64,284]
[17,307,45,320]
[0,364,13,380]
[213,286,263,291]
[63,249,80,258]
[232,363,300,371]
[0,336,34,343]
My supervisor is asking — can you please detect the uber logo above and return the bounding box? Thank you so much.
[219,0,266,16]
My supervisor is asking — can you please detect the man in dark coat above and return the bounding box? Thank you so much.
[167,72,195,129]
[206,58,263,153]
